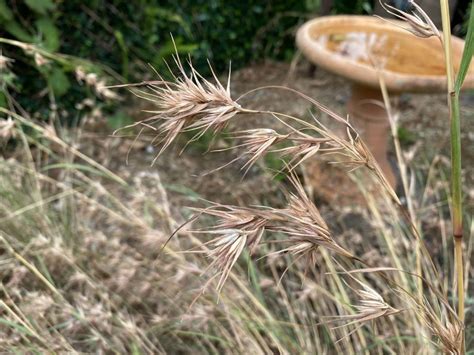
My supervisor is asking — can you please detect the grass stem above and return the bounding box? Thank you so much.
[439,0,464,351]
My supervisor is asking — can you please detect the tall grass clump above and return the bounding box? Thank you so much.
[122,1,473,353]
[1,103,321,353]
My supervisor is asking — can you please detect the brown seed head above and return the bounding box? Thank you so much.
[133,57,243,157]
[378,1,440,38]
[267,173,353,263]
[191,204,270,292]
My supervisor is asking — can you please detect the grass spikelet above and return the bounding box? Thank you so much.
[377,0,440,38]
[121,56,246,159]
[267,173,354,263]
[188,204,270,292]
[335,279,401,327]
[420,304,463,354]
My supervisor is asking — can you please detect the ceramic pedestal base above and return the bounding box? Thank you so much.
[347,84,397,188]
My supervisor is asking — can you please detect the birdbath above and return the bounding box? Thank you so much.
[296,15,474,188]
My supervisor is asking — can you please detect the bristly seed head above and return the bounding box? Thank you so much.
[378,1,440,38]
[326,277,401,339]
[267,173,354,264]
[190,204,270,293]
[125,55,244,160]
[420,305,463,355]
[188,174,354,293]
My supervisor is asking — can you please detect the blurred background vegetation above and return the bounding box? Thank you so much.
[0,0,380,128]
[0,0,470,127]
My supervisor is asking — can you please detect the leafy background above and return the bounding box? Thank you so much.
[0,0,363,126]
[0,0,470,126]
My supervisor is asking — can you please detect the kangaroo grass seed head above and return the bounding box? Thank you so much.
[329,279,401,329]
[378,0,440,38]
[232,129,290,170]
[432,320,463,355]
[307,117,399,202]
[121,55,246,159]
[185,173,355,293]
[268,172,354,260]
[350,283,400,321]
[188,204,271,293]
[419,306,463,354]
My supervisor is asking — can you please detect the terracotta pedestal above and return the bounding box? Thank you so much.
[347,84,396,188]
[296,15,474,191]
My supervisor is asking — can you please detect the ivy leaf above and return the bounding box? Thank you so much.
[48,68,70,97]
[36,17,60,52]
[25,0,55,14]
[0,0,13,21]
[4,20,33,41]
[454,4,474,93]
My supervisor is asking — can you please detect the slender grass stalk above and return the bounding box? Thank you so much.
[378,75,423,299]
[439,0,464,351]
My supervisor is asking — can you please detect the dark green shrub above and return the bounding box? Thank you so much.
[0,1,318,123]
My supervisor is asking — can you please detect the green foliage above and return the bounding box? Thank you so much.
[47,67,70,97]
[172,1,316,73]
[107,111,134,131]
[24,0,55,15]
[0,0,318,125]
[462,2,472,35]
[35,16,59,52]
[455,1,473,93]
[263,152,287,182]
[397,126,417,147]
[332,0,373,14]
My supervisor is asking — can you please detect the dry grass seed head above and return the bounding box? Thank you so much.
[190,204,271,293]
[325,276,400,344]
[420,306,463,354]
[378,0,440,38]
[231,129,289,171]
[268,173,354,263]
[326,279,400,323]
[313,120,399,202]
[187,173,354,292]
[129,55,243,158]
[343,280,400,326]
[229,126,334,175]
